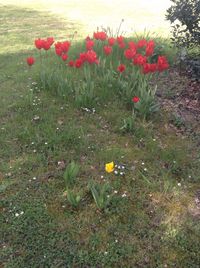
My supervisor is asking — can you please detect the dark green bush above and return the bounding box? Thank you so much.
[166,0,200,49]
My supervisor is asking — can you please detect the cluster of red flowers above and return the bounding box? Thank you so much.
[93,31,107,41]
[68,50,99,68]
[54,41,71,62]
[35,37,54,50]
[27,32,169,74]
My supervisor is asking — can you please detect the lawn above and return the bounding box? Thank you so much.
[0,1,200,268]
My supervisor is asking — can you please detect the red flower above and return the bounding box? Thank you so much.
[157,56,169,71]
[34,39,43,50]
[26,57,35,66]
[108,37,115,46]
[136,39,147,48]
[128,41,136,50]
[124,48,136,59]
[61,41,71,53]
[79,52,87,63]
[133,54,147,65]
[142,63,157,74]
[103,45,112,55]
[47,37,54,46]
[117,64,126,73]
[75,58,83,68]
[145,40,155,56]
[55,48,62,56]
[43,41,51,50]
[68,60,74,67]
[55,41,71,54]
[93,31,107,41]
[86,39,94,50]
[132,96,140,103]
[85,50,98,64]
[61,54,68,61]
[117,35,124,44]
[118,42,126,49]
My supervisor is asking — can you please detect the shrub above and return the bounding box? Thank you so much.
[166,0,200,49]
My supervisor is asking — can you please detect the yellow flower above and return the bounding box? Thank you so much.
[105,161,114,173]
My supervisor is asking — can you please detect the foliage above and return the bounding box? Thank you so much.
[166,0,200,49]
[89,182,111,210]
[63,161,80,188]
[66,189,82,207]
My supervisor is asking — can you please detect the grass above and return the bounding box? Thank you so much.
[0,2,200,268]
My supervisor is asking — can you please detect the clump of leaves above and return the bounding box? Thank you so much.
[63,161,80,188]
[89,182,111,210]
[120,116,135,133]
[66,189,82,208]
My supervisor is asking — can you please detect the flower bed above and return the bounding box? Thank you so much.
[27,31,169,119]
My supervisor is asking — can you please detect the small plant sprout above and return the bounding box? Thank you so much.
[66,189,82,208]
[63,161,80,188]
[89,181,112,210]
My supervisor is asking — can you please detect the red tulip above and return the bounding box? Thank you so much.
[145,40,155,56]
[133,54,147,65]
[26,57,35,66]
[132,96,140,103]
[124,48,136,59]
[61,54,68,61]
[108,37,115,46]
[93,31,107,41]
[75,58,83,68]
[68,60,74,67]
[86,39,94,50]
[117,64,126,73]
[103,45,112,55]
[157,56,169,71]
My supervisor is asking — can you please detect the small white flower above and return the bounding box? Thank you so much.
[188,175,191,179]
[15,213,19,217]
[104,251,108,255]
[115,239,118,243]
[120,172,124,176]
[114,190,118,194]
[121,166,125,170]
[100,175,104,179]
[142,162,145,165]
[153,138,156,141]
[144,168,147,171]
[33,177,36,180]
[33,149,37,153]
[177,183,181,187]
[107,195,110,198]
[45,142,48,145]
[122,193,127,198]
[31,142,34,145]
[114,170,118,175]
[20,211,24,215]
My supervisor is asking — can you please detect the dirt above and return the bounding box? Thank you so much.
[156,68,200,138]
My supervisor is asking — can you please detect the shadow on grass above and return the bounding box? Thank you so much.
[0,4,83,54]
